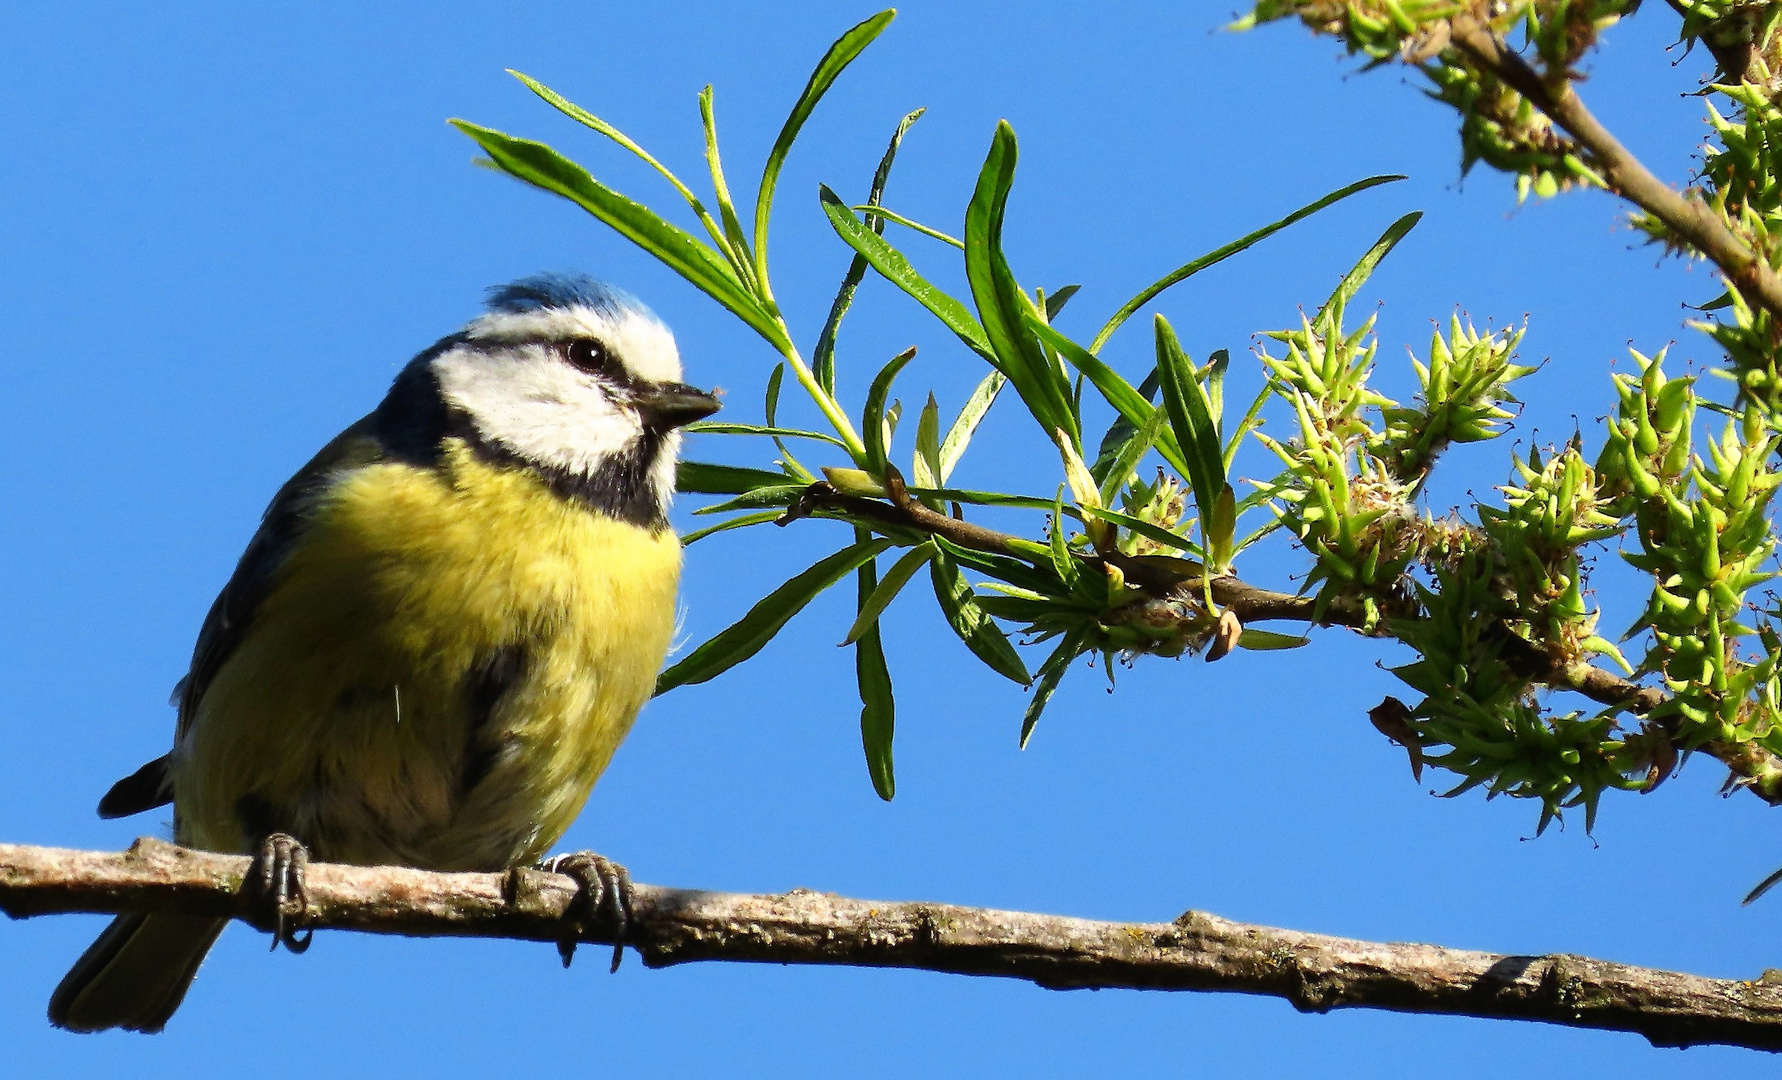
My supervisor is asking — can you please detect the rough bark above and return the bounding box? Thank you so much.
[6,839,1782,1051]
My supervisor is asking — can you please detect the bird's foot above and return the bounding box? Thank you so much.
[256,832,312,954]
[536,851,633,972]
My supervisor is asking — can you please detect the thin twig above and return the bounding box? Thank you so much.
[796,482,1782,803]
[5,840,1782,1051]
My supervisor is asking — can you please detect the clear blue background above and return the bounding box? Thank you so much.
[3,3,1777,1074]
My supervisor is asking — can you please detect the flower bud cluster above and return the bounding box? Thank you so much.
[1382,316,1534,481]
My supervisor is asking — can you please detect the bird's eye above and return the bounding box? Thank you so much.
[561,339,617,377]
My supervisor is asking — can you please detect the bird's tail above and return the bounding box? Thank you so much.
[48,912,226,1033]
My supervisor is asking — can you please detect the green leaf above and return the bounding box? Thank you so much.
[1154,315,1226,517]
[931,535,1062,596]
[1237,629,1312,651]
[855,527,897,801]
[1096,404,1169,507]
[820,185,994,360]
[680,510,784,546]
[691,486,805,514]
[1207,482,1237,571]
[854,205,963,248]
[1081,505,1201,556]
[676,461,794,494]
[913,393,943,491]
[856,626,896,800]
[1025,315,1192,480]
[754,9,897,292]
[656,538,894,694]
[1044,284,1082,320]
[938,371,1005,482]
[1020,626,1088,748]
[864,346,919,474]
[1089,174,1405,353]
[844,542,936,643]
[507,71,743,274]
[764,360,785,425]
[931,548,1032,685]
[698,85,758,288]
[452,120,790,353]
[1321,211,1422,320]
[814,108,926,396]
[1049,490,1081,590]
[1090,368,1159,483]
[964,121,1079,446]
[905,487,1059,512]
[685,422,849,447]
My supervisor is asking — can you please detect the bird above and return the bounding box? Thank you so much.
[48,272,720,1033]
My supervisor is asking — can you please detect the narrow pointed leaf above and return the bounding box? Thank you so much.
[913,394,943,490]
[1090,174,1405,352]
[691,486,805,514]
[684,422,848,447]
[864,347,918,473]
[964,121,1079,445]
[680,510,784,546]
[452,120,788,352]
[931,535,1063,596]
[1091,369,1160,483]
[856,627,896,800]
[1025,314,1191,479]
[938,371,1005,482]
[508,71,740,268]
[1096,404,1169,506]
[855,205,963,248]
[1154,315,1226,515]
[656,538,894,693]
[698,86,757,284]
[1080,505,1201,555]
[1044,284,1082,320]
[754,9,897,289]
[1237,629,1312,650]
[1321,211,1423,320]
[1020,627,1088,748]
[821,185,993,360]
[764,362,785,425]
[1049,491,1081,589]
[676,461,794,494]
[855,527,897,800]
[931,548,1032,685]
[815,107,926,395]
[844,542,936,643]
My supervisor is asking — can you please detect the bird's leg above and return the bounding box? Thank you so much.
[255,832,313,954]
[536,851,633,972]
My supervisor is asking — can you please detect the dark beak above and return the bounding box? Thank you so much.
[637,382,722,430]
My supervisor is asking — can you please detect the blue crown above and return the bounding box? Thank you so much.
[483,273,658,323]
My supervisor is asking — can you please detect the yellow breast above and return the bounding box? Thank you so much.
[175,440,682,870]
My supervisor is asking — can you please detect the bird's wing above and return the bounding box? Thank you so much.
[94,415,390,819]
[177,414,389,737]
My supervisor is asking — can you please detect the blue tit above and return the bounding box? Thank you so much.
[49,273,720,1033]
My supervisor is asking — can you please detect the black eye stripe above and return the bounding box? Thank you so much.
[555,339,637,386]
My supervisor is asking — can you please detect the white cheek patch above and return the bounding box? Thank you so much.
[651,430,682,509]
[466,306,683,384]
[432,344,642,476]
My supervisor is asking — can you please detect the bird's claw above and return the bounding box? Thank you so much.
[257,832,312,954]
[537,851,633,972]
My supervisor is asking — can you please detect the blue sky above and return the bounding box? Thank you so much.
[3,2,1778,1075]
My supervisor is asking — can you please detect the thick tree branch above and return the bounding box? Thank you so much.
[5,839,1782,1051]
[1448,16,1782,320]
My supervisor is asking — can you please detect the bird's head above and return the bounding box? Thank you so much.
[380,272,721,529]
